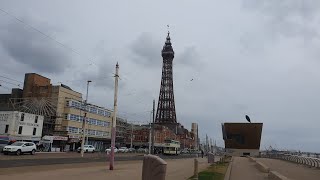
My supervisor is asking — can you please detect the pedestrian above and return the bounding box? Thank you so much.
[201,149,204,158]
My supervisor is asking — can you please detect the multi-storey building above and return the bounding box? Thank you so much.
[63,98,112,151]
[0,111,44,141]
[116,117,129,147]
[0,73,117,151]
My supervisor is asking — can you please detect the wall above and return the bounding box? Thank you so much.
[22,73,52,98]
[226,148,260,157]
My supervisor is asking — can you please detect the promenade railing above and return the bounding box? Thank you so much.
[262,153,320,168]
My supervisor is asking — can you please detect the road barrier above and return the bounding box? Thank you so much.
[263,154,320,168]
[142,154,167,180]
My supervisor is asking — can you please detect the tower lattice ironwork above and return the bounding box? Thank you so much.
[155,32,177,124]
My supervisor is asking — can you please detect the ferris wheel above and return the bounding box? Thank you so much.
[9,97,59,117]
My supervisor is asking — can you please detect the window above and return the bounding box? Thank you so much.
[89,107,97,113]
[35,116,38,123]
[98,109,104,116]
[5,125,9,133]
[104,111,111,117]
[33,128,36,135]
[20,113,24,121]
[68,126,79,134]
[18,126,23,134]
[103,121,110,127]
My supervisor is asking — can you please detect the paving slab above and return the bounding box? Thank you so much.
[230,157,268,180]
[258,158,320,180]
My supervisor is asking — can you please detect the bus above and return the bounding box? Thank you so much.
[163,139,180,155]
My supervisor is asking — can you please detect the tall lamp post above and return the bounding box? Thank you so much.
[110,62,119,170]
[81,80,91,157]
[85,80,92,145]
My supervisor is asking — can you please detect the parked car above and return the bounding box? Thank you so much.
[105,147,118,153]
[181,148,189,154]
[137,148,148,153]
[0,136,14,152]
[118,147,129,153]
[2,141,36,155]
[77,145,95,153]
[128,148,135,153]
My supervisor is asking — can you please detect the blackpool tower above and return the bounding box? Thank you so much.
[155,32,177,127]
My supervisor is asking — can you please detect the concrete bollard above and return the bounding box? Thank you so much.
[142,154,167,180]
[207,153,215,163]
[194,158,199,179]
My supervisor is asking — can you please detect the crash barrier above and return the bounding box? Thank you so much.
[142,154,167,180]
[268,171,291,180]
[207,153,215,163]
[263,154,320,168]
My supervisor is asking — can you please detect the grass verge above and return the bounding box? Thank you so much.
[189,161,229,180]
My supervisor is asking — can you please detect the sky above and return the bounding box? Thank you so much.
[0,0,320,152]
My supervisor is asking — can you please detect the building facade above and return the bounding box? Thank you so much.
[125,123,196,150]
[0,111,44,141]
[222,122,263,157]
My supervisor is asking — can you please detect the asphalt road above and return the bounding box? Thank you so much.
[0,153,198,168]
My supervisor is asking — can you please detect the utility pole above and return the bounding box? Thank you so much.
[81,80,91,157]
[148,111,153,154]
[151,99,155,154]
[109,62,119,170]
[206,134,208,153]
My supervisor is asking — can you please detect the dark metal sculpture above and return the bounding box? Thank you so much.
[246,115,251,123]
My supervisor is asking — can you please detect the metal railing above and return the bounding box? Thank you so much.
[262,153,320,168]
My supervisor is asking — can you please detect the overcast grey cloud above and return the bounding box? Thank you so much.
[0,17,71,73]
[1,0,320,152]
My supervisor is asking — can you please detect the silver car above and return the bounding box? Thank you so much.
[3,142,37,155]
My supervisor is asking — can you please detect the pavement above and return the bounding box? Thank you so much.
[0,157,210,180]
[258,158,320,180]
[230,157,268,180]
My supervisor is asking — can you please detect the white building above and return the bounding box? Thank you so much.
[0,111,44,141]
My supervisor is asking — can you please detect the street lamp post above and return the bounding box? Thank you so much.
[81,80,91,157]
[85,80,91,145]
[130,123,133,149]
[110,62,119,170]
